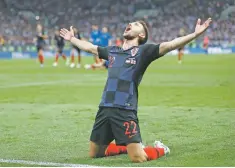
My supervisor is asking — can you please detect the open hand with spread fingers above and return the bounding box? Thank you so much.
[194,18,212,36]
[60,26,75,41]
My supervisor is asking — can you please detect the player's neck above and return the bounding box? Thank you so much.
[122,39,138,50]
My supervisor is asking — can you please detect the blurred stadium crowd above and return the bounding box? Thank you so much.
[0,0,235,51]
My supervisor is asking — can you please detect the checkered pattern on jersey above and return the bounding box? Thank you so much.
[99,47,138,110]
[98,44,160,111]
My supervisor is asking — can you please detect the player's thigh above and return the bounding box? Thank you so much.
[38,47,43,55]
[203,43,208,49]
[110,110,142,146]
[127,143,147,163]
[76,48,81,56]
[178,48,183,54]
[57,47,63,54]
[89,108,114,157]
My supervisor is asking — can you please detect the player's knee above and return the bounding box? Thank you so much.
[89,151,106,158]
[130,155,147,163]
[89,152,96,158]
[127,143,147,163]
[88,149,102,158]
[89,151,102,158]
[89,142,98,158]
[38,50,41,54]
[89,142,106,158]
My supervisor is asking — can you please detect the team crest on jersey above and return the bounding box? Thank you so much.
[131,47,139,57]
[108,56,115,68]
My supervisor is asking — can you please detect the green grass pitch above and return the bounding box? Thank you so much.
[0,54,234,166]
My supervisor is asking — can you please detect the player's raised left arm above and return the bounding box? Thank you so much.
[159,18,212,56]
[60,26,98,55]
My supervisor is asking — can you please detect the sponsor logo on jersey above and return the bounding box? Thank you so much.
[125,58,136,64]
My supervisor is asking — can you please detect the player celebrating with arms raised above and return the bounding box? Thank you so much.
[60,18,212,163]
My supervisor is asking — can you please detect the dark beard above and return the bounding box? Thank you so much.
[123,34,135,40]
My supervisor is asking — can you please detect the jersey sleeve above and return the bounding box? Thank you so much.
[142,44,161,62]
[97,46,110,60]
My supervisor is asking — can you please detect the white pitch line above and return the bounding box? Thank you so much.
[0,159,98,167]
[0,78,105,89]
[0,80,75,88]
[0,103,234,110]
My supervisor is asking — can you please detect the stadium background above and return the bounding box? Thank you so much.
[0,0,235,58]
[0,0,235,167]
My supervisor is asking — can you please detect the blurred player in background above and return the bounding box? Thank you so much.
[203,35,209,54]
[36,23,47,67]
[115,37,123,47]
[0,35,5,46]
[178,47,184,64]
[177,29,185,64]
[90,25,101,64]
[53,29,69,67]
[85,27,112,70]
[70,27,81,68]
[100,27,112,47]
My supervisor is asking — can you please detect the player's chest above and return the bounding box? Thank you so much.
[108,48,140,69]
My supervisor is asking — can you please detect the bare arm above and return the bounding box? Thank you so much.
[60,26,98,55]
[159,18,212,56]
[70,36,98,55]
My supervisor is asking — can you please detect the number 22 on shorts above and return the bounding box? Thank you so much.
[123,121,138,138]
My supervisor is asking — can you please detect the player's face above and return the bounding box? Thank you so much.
[102,27,108,33]
[92,25,98,30]
[123,22,145,40]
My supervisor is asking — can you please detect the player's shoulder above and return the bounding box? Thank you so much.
[107,46,122,53]
[98,46,117,51]
[98,46,123,54]
[139,43,160,51]
[141,43,159,47]
[139,43,161,60]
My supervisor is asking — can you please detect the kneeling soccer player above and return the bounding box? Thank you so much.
[60,18,212,162]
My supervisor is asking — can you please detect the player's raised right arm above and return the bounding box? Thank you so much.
[159,18,212,56]
[60,26,98,55]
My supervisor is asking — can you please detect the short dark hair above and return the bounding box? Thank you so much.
[137,20,149,45]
